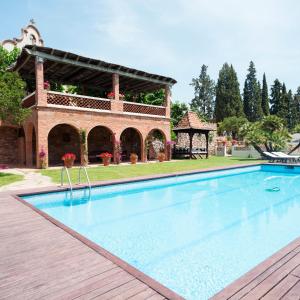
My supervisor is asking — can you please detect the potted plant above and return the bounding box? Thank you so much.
[107,91,125,100]
[157,152,165,162]
[62,153,76,168]
[130,153,138,164]
[99,152,112,166]
[39,147,47,169]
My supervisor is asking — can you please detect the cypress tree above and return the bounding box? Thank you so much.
[278,83,289,122]
[243,61,263,121]
[215,63,244,122]
[287,89,299,130]
[190,65,215,120]
[270,79,282,115]
[261,73,269,115]
[289,87,300,129]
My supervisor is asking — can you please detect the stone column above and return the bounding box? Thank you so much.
[110,73,123,112]
[35,56,47,106]
[164,85,171,119]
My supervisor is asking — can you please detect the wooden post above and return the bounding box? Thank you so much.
[205,131,209,159]
[189,131,194,159]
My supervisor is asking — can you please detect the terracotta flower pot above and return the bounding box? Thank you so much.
[130,154,138,164]
[102,157,111,166]
[64,159,74,168]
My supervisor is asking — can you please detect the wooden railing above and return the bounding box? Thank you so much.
[22,92,36,108]
[22,91,167,117]
[47,92,111,111]
[123,101,166,116]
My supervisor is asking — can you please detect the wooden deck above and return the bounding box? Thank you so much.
[0,192,179,300]
[2,166,300,300]
[212,237,300,299]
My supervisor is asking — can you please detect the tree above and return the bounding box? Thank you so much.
[261,73,269,115]
[190,65,215,120]
[218,116,248,139]
[0,46,20,72]
[243,61,263,122]
[287,89,299,130]
[215,63,244,122]
[0,46,30,125]
[270,79,289,123]
[0,71,30,125]
[171,101,188,126]
[270,79,282,115]
[136,89,165,106]
[241,115,291,154]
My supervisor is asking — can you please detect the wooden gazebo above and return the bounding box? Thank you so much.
[173,111,216,159]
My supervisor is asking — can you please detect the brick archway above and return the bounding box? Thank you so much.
[48,124,80,166]
[87,126,113,163]
[145,129,166,161]
[120,127,143,162]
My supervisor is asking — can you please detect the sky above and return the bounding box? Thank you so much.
[1,0,300,103]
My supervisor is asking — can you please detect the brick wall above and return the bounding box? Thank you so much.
[0,127,19,165]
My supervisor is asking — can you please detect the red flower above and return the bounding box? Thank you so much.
[62,153,76,161]
[99,152,113,158]
[107,91,125,98]
[44,81,50,89]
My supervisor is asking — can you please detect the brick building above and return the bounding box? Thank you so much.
[0,23,176,168]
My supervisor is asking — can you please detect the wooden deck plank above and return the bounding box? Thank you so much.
[212,238,300,299]
[110,281,150,299]
[0,194,170,300]
[281,280,300,299]
[261,275,300,300]
[241,252,300,299]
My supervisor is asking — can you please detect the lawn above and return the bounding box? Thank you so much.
[41,156,261,184]
[0,172,24,187]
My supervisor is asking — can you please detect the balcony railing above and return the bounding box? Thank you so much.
[22,92,36,108]
[47,91,111,111]
[22,91,167,117]
[123,101,166,116]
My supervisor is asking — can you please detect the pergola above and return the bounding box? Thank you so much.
[173,111,216,159]
[13,45,176,93]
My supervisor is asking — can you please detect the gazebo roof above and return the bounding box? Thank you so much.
[12,45,177,93]
[174,111,216,132]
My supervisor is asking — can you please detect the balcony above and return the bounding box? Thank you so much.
[22,91,167,118]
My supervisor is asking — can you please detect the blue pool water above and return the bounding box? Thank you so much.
[23,165,300,299]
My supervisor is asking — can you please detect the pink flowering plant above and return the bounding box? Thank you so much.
[39,147,47,169]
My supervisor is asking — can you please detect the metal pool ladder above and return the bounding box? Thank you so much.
[61,166,91,191]
[78,166,91,189]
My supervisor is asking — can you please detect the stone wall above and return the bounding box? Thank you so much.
[0,127,19,165]
[176,131,217,155]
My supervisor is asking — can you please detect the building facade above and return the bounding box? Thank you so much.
[0,24,176,168]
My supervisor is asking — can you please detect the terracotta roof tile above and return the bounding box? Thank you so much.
[174,111,216,131]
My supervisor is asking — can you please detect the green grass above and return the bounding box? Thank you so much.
[41,156,261,184]
[0,172,24,187]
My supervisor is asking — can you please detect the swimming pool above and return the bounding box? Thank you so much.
[22,164,300,299]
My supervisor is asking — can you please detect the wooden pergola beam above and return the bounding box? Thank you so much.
[25,48,174,86]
